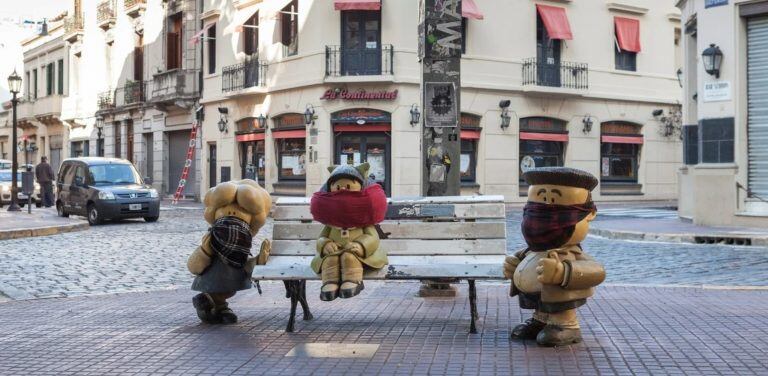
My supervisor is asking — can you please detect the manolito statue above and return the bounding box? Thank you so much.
[187,179,272,324]
[309,163,388,301]
[504,167,606,346]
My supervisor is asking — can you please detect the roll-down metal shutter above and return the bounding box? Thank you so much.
[747,16,768,196]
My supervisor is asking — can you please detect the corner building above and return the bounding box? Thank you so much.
[200,0,683,201]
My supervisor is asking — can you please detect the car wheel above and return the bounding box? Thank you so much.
[87,204,102,226]
[57,202,69,218]
[144,216,159,223]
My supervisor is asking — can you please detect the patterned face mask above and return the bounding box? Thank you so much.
[521,201,596,251]
[209,216,253,268]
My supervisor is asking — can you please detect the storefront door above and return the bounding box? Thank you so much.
[335,133,390,195]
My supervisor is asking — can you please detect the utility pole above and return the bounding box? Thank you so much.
[418,0,462,297]
[419,0,462,197]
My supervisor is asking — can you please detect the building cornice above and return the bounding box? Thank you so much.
[606,2,649,15]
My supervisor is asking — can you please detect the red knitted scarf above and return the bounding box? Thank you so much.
[310,184,388,229]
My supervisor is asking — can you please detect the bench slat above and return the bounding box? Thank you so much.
[271,239,507,256]
[275,195,506,206]
[273,203,505,221]
[252,255,505,280]
[273,221,506,241]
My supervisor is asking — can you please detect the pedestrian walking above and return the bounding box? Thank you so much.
[35,156,55,208]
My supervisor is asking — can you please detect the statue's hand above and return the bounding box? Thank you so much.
[322,242,340,257]
[344,242,365,257]
[502,256,521,280]
[536,258,565,285]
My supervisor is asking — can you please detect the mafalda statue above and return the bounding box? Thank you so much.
[187,179,272,324]
[309,163,388,301]
[504,167,606,346]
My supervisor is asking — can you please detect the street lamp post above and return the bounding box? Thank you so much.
[7,70,22,212]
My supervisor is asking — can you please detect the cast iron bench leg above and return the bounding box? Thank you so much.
[468,279,478,334]
[298,280,313,321]
[284,281,300,332]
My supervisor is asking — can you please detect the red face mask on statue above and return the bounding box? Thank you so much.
[310,184,388,229]
[521,201,596,251]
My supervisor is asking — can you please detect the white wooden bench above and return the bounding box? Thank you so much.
[253,195,507,333]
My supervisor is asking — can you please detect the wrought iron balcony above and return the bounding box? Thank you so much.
[97,91,115,111]
[325,45,394,77]
[148,69,199,109]
[97,1,116,30]
[116,81,148,107]
[63,16,84,43]
[522,58,589,90]
[124,0,146,17]
[222,58,266,93]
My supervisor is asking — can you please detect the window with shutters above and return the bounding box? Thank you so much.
[46,63,54,96]
[167,12,183,70]
[207,24,216,74]
[32,69,38,99]
[57,59,64,95]
[281,0,298,57]
[243,12,259,56]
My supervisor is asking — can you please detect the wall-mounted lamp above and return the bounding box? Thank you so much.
[499,100,511,129]
[652,109,664,117]
[702,43,723,79]
[95,117,104,139]
[256,114,268,129]
[304,104,316,126]
[582,115,593,134]
[676,68,683,88]
[217,107,229,133]
[409,104,421,126]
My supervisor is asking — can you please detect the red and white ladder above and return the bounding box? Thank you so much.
[172,122,199,205]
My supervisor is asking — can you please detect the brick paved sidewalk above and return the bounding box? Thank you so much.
[1,282,766,375]
[0,207,87,240]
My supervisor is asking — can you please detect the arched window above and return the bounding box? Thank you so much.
[600,121,643,183]
[272,113,307,181]
[519,117,568,184]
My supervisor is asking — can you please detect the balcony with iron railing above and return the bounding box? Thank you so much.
[97,91,115,112]
[521,58,589,91]
[97,1,116,31]
[325,45,394,80]
[148,69,200,110]
[222,58,267,93]
[124,0,146,17]
[63,15,84,43]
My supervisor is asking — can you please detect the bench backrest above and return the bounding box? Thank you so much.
[271,195,507,257]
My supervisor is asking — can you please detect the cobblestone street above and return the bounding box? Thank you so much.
[1,206,768,300]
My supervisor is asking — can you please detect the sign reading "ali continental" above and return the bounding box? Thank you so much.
[320,88,399,101]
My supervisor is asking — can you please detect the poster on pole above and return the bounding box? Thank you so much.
[424,82,458,127]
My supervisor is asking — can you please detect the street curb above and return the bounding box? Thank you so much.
[0,221,89,241]
[589,227,768,246]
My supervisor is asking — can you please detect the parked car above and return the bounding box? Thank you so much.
[0,169,42,208]
[56,157,160,225]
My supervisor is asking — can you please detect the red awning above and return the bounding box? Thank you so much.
[272,129,306,139]
[463,0,484,20]
[236,133,266,142]
[615,17,641,53]
[520,132,569,142]
[536,4,573,40]
[334,0,381,11]
[333,124,391,132]
[601,135,643,144]
[461,129,481,140]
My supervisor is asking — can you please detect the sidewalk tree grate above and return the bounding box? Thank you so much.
[694,236,752,246]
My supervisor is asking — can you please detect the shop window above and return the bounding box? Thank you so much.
[241,141,265,182]
[243,12,259,56]
[277,138,306,180]
[600,122,642,183]
[461,139,476,182]
[281,0,298,57]
[519,117,568,189]
[699,118,734,163]
[207,24,216,74]
[683,125,698,165]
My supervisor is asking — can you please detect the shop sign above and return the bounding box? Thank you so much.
[273,113,305,128]
[321,88,398,101]
[705,0,727,8]
[424,82,458,128]
[331,109,391,124]
[703,81,731,102]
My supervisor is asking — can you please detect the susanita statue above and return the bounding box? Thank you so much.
[504,167,606,346]
[187,179,271,324]
[309,163,388,301]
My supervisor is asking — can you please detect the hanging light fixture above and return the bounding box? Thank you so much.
[304,104,315,126]
[701,44,723,79]
[409,104,421,126]
[256,114,268,129]
[582,115,593,134]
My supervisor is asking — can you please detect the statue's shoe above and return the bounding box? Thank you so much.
[338,281,364,299]
[217,308,238,324]
[320,283,339,301]
[510,318,546,340]
[536,325,582,347]
[192,293,221,324]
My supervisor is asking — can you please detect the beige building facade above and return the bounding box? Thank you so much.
[198,0,683,201]
[677,0,768,226]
